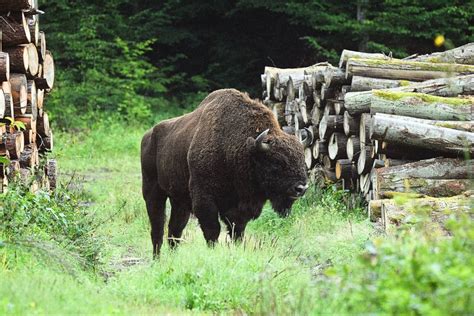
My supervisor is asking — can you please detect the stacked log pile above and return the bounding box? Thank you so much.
[261,43,474,231]
[0,0,57,193]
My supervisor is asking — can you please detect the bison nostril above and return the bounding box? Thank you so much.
[295,184,308,195]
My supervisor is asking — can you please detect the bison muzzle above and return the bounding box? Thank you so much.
[141,89,308,257]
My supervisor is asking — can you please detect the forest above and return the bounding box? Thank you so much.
[0,0,473,314]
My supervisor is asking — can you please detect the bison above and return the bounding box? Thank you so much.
[141,89,308,256]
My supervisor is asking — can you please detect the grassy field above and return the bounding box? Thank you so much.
[1,117,473,314]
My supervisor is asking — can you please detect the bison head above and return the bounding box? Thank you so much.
[248,129,308,217]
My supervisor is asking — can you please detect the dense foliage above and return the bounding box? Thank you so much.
[40,0,473,128]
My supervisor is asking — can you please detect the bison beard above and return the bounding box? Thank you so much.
[141,89,308,257]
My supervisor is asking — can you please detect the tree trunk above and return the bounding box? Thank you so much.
[407,43,474,65]
[346,136,361,161]
[350,76,415,92]
[346,58,474,81]
[3,45,29,73]
[10,74,27,115]
[345,74,474,115]
[5,132,24,159]
[0,13,31,47]
[339,50,389,68]
[370,114,474,155]
[370,91,472,120]
[328,132,348,160]
[0,52,10,81]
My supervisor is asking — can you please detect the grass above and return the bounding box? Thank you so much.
[1,116,473,314]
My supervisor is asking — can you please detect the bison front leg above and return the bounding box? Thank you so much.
[193,199,221,245]
[223,216,248,242]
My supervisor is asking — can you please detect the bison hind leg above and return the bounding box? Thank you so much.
[168,198,191,249]
[143,179,167,259]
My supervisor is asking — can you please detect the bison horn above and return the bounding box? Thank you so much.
[256,129,271,152]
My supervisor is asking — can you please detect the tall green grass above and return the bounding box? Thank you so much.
[1,121,472,314]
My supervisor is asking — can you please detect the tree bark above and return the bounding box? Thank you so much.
[19,143,38,168]
[310,106,322,126]
[2,81,14,118]
[37,31,46,62]
[0,52,10,81]
[36,111,49,137]
[15,114,36,134]
[3,45,29,73]
[26,43,39,77]
[336,159,357,179]
[350,76,415,92]
[45,159,57,189]
[26,80,37,119]
[346,58,474,81]
[313,140,327,160]
[271,102,285,127]
[344,74,474,115]
[324,67,350,88]
[0,13,31,47]
[357,145,373,175]
[339,50,389,68]
[370,114,474,155]
[5,131,24,159]
[373,113,473,132]
[359,113,371,149]
[322,155,335,170]
[406,43,474,65]
[370,91,472,121]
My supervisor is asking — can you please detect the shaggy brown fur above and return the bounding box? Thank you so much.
[141,89,307,256]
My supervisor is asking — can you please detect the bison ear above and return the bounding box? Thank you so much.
[255,129,271,152]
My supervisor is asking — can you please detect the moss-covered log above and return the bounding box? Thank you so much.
[370,91,472,120]
[346,58,474,81]
[350,76,415,92]
[373,113,473,132]
[408,43,474,65]
[370,114,474,155]
[339,50,389,68]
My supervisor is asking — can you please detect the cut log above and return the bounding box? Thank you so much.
[0,89,5,118]
[19,143,38,168]
[29,17,39,46]
[0,52,10,81]
[0,13,31,47]
[0,0,32,12]
[372,158,473,199]
[323,102,336,116]
[407,43,474,65]
[23,128,36,144]
[37,31,46,62]
[310,106,322,126]
[319,114,344,140]
[36,88,44,109]
[322,155,335,170]
[339,50,389,68]
[357,145,373,175]
[382,114,474,134]
[346,58,474,81]
[296,127,314,148]
[3,45,29,73]
[304,147,313,169]
[345,75,474,115]
[335,159,356,179]
[333,101,345,115]
[271,102,285,127]
[42,130,53,151]
[15,114,36,134]
[370,91,473,120]
[350,76,415,92]
[26,80,37,119]
[10,74,27,115]
[36,111,49,136]
[346,136,361,161]
[6,160,20,181]
[26,43,39,76]
[2,81,13,118]
[5,132,24,159]
[282,126,295,135]
[384,159,413,167]
[343,111,359,136]
[35,50,54,90]
[328,132,348,160]
[359,113,371,149]
[370,114,474,155]
[324,67,350,88]
[313,140,328,159]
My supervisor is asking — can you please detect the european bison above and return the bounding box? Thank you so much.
[141,89,308,256]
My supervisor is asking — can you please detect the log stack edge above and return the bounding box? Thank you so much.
[261,43,474,232]
[0,0,57,193]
